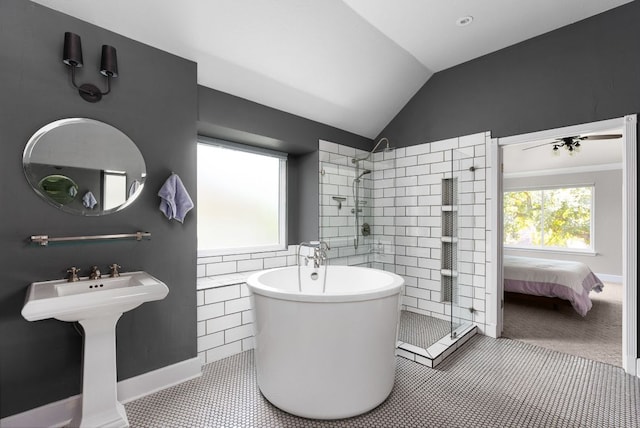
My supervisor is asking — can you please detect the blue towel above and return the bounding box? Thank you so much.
[82,191,97,209]
[158,173,194,223]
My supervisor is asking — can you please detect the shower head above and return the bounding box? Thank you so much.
[354,169,372,182]
[352,137,394,163]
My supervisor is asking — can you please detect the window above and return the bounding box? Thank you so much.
[503,186,593,251]
[197,138,287,255]
[102,170,126,210]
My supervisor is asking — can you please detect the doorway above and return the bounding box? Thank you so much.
[488,115,637,375]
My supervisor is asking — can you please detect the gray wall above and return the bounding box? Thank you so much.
[198,86,372,156]
[380,1,639,352]
[197,86,371,243]
[0,1,197,418]
[0,2,373,417]
[380,2,640,145]
[504,169,623,276]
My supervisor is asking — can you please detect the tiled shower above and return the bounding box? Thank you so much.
[319,132,491,362]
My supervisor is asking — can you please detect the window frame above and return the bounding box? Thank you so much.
[196,136,287,257]
[503,184,595,254]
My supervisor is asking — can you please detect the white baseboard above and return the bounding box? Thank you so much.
[595,273,623,283]
[0,357,201,428]
[483,323,499,339]
[118,357,201,403]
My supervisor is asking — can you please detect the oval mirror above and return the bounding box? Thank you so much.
[23,118,146,216]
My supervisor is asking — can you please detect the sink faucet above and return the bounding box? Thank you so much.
[298,241,331,268]
[67,267,80,282]
[89,265,101,280]
[109,264,121,278]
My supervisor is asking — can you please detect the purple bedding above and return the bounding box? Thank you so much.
[504,255,604,316]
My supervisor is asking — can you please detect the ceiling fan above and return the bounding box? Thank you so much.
[522,134,622,154]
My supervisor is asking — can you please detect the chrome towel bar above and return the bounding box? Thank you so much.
[30,231,151,246]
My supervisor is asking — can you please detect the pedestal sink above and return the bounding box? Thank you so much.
[22,271,169,428]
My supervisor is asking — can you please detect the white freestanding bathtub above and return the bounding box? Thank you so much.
[246,265,404,420]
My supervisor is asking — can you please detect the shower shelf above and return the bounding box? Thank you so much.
[29,231,151,247]
[440,269,459,277]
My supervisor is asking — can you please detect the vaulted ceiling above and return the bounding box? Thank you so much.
[32,0,633,138]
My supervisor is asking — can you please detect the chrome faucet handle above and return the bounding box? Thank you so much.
[89,265,101,280]
[66,267,80,282]
[109,264,121,278]
[308,240,331,250]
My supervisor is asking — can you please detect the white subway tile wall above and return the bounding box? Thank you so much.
[197,134,492,364]
[196,246,298,365]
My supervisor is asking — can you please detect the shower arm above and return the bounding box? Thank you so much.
[352,137,390,164]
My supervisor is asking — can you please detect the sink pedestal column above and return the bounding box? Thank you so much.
[69,313,129,428]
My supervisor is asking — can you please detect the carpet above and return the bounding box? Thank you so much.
[503,281,622,367]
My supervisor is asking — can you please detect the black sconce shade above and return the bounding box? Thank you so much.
[63,32,83,67]
[100,45,118,77]
[62,32,119,103]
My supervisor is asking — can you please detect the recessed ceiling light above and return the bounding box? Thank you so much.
[456,16,474,27]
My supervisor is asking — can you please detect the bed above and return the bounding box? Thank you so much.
[503,255,604,316]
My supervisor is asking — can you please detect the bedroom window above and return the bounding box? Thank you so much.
[197,137,287,255]
[503,186,593,251]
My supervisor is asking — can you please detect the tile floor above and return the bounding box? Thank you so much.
[397,310,452,350]
[126,335,640,427]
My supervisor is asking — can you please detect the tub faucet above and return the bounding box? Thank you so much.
[299,241,331,268]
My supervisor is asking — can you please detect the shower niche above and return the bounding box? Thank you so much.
[441,177,458,304]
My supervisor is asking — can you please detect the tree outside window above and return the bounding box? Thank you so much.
[503,186,593,250]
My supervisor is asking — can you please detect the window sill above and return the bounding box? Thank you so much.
[196,270,261,290]
[504,246,598,257]
[197,245,288,258]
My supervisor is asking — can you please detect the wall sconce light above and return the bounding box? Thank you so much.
[63,32,118,103]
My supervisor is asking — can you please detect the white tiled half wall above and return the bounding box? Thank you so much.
[196,246,298,365]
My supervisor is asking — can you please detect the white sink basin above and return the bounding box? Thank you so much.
[22,271,169,322]
[21,270,169,428]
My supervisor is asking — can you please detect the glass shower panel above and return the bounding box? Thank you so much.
[319,155,376,267]
[317,141,398,269]
[446,148,475,337]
